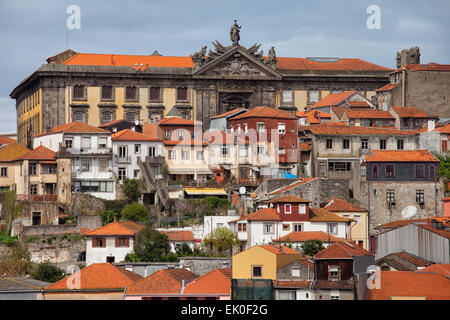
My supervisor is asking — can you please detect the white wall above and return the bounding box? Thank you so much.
[86,236,135,266]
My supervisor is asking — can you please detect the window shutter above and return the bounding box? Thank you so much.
[92,239,96,248]
[115,238,119,247]
[126,238,130,247]
[102,238,106,247]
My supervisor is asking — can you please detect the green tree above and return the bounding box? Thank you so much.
[121,202,149,223]
[301,239,325,257]
[31,261,65,283]
[0,241,32,276]
[176,243,193,257]
[3,191,23,235]
[202,227,240,256]
[432,151,450,190]
[131,227,171,262]
[100,209,119,225]
[122,178,142,203]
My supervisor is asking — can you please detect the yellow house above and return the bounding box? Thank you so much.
[321,198,369,250]
[0,142,31,192]
[232,245,303,280]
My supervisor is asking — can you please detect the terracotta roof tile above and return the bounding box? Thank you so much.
[365,271,450,300]
[309,91,356,109]
[313,279,354,290]
[377,216,450,230]
[0,137,16,146]
[229,106,297,120]
[259,245,302,255]
[390,252,433,268]
[322,198,366,212]
[345,100,371,108]
[141,123,160,139]
[125,268,198,295]
[84,220,144,237]
[309,208,353,222]
[275,280,312,288]
[344,109,395,119]
[275,57,391,72]
[391,63,450,73]
[269,195,311,203]
[417,264,450,278]
[0,143,31,162]
[243,208,281,221]
[211,108,245,119]
[376,83,400,92]
[297,110,331,124]
[112,129,163,142]
[314,241,372,259]
[299,123,418,136]
[273,231,347,243]
[40,122,110,136]
[183,268,231,295]
[18,145,56,161]
[45,263,142,291]
[364,150,438,162]
[434,123,450,134]
[159,117,197,126]
[391,106,438,118]
[160,230,194,242]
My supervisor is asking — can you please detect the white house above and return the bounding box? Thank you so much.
[203,215,240,238]
[33,122,116,200]
[228,196,353,249]
[111,128,164,181]
[84,220,144,266]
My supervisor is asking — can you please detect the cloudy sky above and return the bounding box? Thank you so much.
[0,0,449,132]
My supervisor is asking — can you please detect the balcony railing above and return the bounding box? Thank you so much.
[114,155,132,164]
[16,194,57,202]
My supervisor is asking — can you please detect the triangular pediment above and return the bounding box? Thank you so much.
[193,46,281,80]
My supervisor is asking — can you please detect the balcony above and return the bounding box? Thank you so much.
[58,146,112,157]
[114,155,132,164]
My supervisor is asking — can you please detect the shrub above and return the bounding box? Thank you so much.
[121,202,149,223]
[31,261,65,283]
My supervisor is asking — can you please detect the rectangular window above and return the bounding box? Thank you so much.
[74,112,85,122]
[221,146,229,156]
[252,266,262,278]
[278,290,296,300]
[0,167,7,177]
[81,137,91,149]
[282,90,293,103]
[118,167,126,181]
[73,85,85,99]
[99,159,108,172]
[196,151,204,160]
[93,238,106,248]
[416,190,424,203]
[257,146,265,155]
[176,87,188,101]
[442,140,448,152]
[135,144,141,154]
[308,90,319,104]
[29,163,37,175]
[326,138,333,149]
[361,138,368,150]
[329,162,351,172]
[299,204,306,214]
[101,86,113,100]
[134,169,140,178]
[264,223,274,234]
[125,86,137,100]
[118,146,127,159]
[354,215,361,222]
[238,223,247,232]
[278,148,286,155]
[182,151,190,160]
[65,139,73,149]
[386,190,395,203]
[343,138,350,149]
[278,123,286,135]
[149,146,156,157]
[429,165,435,178]
[294,224,302,232]
[291,267,300,277]
[397,139,404,150]
[168,150,176,159]
[327,223,337,235]
[98,137,107,148]
[257,122,266,133]
[116,238,130,248]
[285,204,292,214]
[126,112,137,122]
[81,159,91,172]
[282,224,290,231]
[385,164,395,177]
[42,165,57,174]
[149,87,161,101]
[164,131,171,139]
[380,139,387,150]
[30,184,38,195]
[415,164,425,178]
[329,267,340,280]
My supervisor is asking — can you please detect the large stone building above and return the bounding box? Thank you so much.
[10,22,392,148]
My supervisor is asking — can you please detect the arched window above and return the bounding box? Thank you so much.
[372,165,378,178]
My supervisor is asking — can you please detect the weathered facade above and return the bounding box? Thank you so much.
[10,22,391,148]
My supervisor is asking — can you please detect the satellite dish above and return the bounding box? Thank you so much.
[401,205,417,219]
[239,187,246,195]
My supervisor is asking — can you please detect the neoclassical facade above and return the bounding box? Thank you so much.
[11,22,391,148]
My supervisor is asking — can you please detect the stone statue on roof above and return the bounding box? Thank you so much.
[230,20,241,46]
[267,46,277,69]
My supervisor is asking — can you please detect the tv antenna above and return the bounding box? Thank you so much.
[401,205,417,219]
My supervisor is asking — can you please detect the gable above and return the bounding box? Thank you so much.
[193,47,281,80]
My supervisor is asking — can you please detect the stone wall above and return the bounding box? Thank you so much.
[178,257,232,276]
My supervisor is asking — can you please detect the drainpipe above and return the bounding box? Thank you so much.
[401,68,406,106]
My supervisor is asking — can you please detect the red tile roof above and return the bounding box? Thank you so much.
[309,208,354,222]
[391,106,438,118]
[309,91,356,109]
[0,143,31,162]
[112,129,163,142]
[321,198,366,212]
[391,63,450,73]
[273,231,347,243]
[18,145,56,161]
[0,137,16,146]
[159,117,198,126]
[183,268,231,295]
[376,83,400,92]
[163,140,208,146]
[141,123,160,139]
[211,108,245,119]
[160,230,194,242]
[45,263,142,291]
[84,220,144,237]
[275,280,311,288]
[299,123,418,136]
[229,106,297,120]
[364,150,439,162]
[125,268,198,295]
[365,271,450,300]
[417,264,450,278]
[39,122,110,136]
[236,208,281,222]
[345,100,371,108]
[314,241,372,259]
[344,109,395,119]
[269,195,311,203]
[433,123,450,134]
[297,110,331,124]
[299,142,312,151]
[259,245,302,255]
[275,57,391,72]
[267,178,318,197]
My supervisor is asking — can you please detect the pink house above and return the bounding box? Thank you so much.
[444,197,450,217]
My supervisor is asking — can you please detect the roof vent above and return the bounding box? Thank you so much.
[306,57,340,63]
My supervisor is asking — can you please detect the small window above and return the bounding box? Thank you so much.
[64,139,73,149]
[134,169,140,178]
[264,223,274,234]
[397,139,404,150]
[308,90,319,104]
[327,223,337,235]
[354,215,361,222]
[118,167,126,181]
[294,224,302,232]
[102,112,113,124]
[343,138,350,149]
[278,123,286,135]
[385,164,395,177]
[135,144,141,154]
[221,146,229,156]
[380,139,387,150]
[196,151,204,160]
[299,204,306,214]
[29,163,37,176]
[257,146,265,155]
[164,131,171,139]
[148,146,156,157]
[98,137,107,148]
[30,184,38,195]
[386,189,395,203]
[149,87,161,101]
[291,267,300,277]
[415,164,425,178]
[326,138,333,149]
[257,122,265,133]
[73,85,85,99]
[0,167,7,177]
[416,190,424,203]
[177,87,188,101]
[81,159,91,172]
[429,165,435,178]
[168,150,176,159]
[372,165,379,178]
[252,266,262,278]
[126,112,137,122]
[285,204,292,214]
[182,151,190,160]
[98,159,108,172]
[74,112,85,122]
[282,90,293,103]
[101,86,113,100]
[361,138,368,150]
[282,224,290,231]
[125,86,137,100]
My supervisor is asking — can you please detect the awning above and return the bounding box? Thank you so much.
[251,167,260,172]
[184,188,227,196]
[284,172,297,179]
